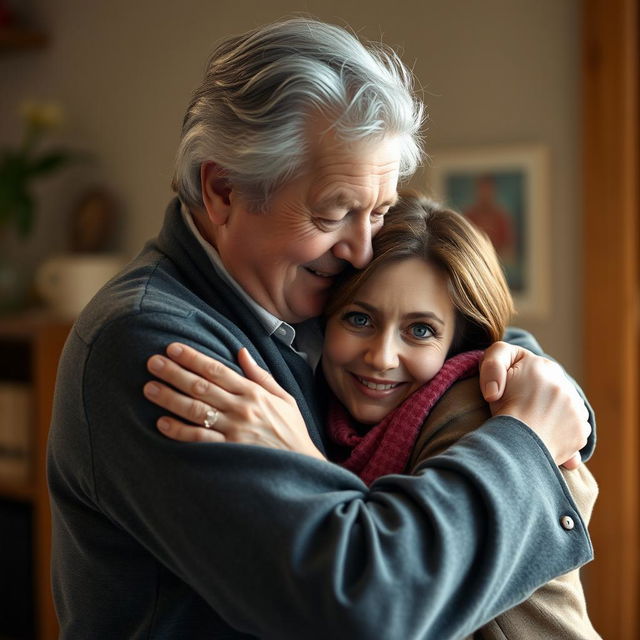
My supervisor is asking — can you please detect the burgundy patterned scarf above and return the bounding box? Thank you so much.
[327,350,484,485]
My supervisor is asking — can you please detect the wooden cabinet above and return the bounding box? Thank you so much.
[0,313,71,640]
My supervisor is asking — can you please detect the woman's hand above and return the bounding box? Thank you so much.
[143,343,325,460]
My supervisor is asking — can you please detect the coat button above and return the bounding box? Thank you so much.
[560,515,575,530]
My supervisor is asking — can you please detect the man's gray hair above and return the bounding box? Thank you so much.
[172,18,424,210]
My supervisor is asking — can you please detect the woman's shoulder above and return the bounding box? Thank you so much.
[407,375,491,472]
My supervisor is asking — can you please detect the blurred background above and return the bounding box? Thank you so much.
[0,0,584,370]
[0,0,637,638]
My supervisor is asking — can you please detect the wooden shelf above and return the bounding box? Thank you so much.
[0,478,34,502]
[0,309,68,336]
[0,26,48,53]
[0,312,71,639]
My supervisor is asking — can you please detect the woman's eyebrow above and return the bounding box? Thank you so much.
[352,301,444,325]
[351,300,376,312]
[404,311,445,325]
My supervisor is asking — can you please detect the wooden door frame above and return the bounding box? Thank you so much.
[582,0,639,637]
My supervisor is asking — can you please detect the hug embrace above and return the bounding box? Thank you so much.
[48,18,597,639]
[145,193,600,639]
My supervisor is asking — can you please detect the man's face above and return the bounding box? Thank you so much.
[214,132,402,323]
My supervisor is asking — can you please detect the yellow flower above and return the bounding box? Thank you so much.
[20,101,63,131]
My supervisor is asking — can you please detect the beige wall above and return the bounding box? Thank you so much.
[1,0,582,376]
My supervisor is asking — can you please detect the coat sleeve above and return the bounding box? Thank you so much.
[408,376,601,640]
[49,313,594,640]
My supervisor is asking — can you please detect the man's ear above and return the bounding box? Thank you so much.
[201,162,232,224]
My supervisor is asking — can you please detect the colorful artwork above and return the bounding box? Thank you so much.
[429,146,549,318]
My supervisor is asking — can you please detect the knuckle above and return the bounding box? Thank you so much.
[570,419,590,452]
[205,362,222,380]
[544,359,562,373]
[550,379,566,397]
[192,428,210,443]
[483,342,508,362]
[581,420,591,440]
[548,364,567,385]
[190,377,209,397]
[236,405,253,422]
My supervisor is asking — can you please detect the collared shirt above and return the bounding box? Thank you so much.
[181,205,323,369]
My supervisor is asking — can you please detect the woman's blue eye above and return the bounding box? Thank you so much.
[410,323,434,339]
[344,312,371,328]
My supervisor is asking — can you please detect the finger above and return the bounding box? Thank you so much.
[157,416,225,443]
[144,380,220,427]
[561,452,582,470]
[237,348,288,399]
[165,343,249,394]
[147,355,236,410]
[480,342,522,402]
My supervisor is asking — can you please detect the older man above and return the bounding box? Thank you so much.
[48,18,592,639]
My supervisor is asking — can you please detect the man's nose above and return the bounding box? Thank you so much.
[363,332,400,372]
[331,216,374,269]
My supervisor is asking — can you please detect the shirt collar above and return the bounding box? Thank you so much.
[180,204,322,367]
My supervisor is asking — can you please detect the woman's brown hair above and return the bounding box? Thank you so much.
[324,193,515,354]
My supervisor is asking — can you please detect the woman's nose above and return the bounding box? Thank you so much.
[363,332,400,372]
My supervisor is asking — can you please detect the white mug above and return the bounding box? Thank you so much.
[36,254,127,318]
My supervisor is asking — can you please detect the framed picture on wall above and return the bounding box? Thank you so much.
[427,145,550,319]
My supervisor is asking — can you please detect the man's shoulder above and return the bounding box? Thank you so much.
[73,250,193,343]
[69,246,247,370]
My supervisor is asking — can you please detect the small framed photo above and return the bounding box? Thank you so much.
[427,145,550,319]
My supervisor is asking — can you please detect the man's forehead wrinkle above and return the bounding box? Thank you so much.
[313,157,400,177]
[311,165,400,202]
[312,185,396,212]
[315,191,361,209]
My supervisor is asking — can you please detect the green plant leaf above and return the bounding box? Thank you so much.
[0,176,24,226]
[0,114,89,236]
[14,190,35,237]
[30,150,72,175]
[0,152,28,184]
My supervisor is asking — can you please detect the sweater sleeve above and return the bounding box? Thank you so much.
[49,313,594,640]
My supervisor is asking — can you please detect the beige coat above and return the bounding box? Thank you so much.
[408,376,601,640]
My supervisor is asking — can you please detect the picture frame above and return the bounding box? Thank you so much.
[427,145,550,319]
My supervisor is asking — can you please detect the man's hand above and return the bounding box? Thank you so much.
[480,342,590,468]
[144,344,326,461]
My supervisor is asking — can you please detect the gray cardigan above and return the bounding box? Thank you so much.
[47,199,594,639]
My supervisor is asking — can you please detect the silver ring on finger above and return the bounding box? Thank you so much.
[203,408,219,429]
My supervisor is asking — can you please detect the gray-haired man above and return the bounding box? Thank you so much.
[48,18,592,639]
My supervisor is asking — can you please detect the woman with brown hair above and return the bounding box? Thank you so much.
[144,195,599,638]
